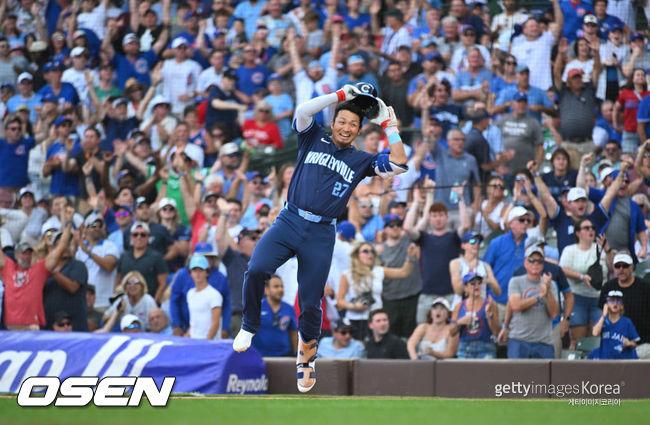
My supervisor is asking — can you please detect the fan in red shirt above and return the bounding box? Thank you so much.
[614,68,650,152]
[1,218,72,329]
[241,101,284,149]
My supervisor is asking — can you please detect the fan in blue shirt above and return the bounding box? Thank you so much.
[0,116,35,189]
[591,290,639,359]
[251,275,298,357]
[102,32,166,90]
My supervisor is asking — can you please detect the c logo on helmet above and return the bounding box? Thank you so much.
[359,84,372,94]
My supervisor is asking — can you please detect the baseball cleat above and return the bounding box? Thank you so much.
[296,334,318,393]
[233,329,254,352]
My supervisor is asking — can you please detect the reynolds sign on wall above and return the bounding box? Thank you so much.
[0,331,267,395]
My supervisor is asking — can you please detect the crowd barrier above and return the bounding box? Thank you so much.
[3,331,648,398]
[263,358,650,399]
[0,331,267,395]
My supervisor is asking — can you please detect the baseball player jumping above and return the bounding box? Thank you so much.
[232,83,408,392]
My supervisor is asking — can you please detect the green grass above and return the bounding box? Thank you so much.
[2,396,649,425]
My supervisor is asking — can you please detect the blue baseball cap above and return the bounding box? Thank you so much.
[115,204,132,213]
[630,32,643,42]
[194,242,217,257]
[44,61,64,72]
[609,170,629,180]
[462,272,483,285]
[513,91,528,102]
[189,254,209,270]
[54,116,72,127]
[268,73,282,82]
[460,232,483,243]
[337,221,356,240]
[423,52,442,62]
[608,22,623,33]
[41,92,58,103]
[383,213,402,225]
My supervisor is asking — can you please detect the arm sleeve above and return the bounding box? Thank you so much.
[293,92,339,133]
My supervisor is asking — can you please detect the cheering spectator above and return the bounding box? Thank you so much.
[613,69,649,153]
[102,29,167,90]
[407,298,459,359]
[105,270,157,331]
[43,229,88,331]
[509,236,574,358]
[155,197,190,272]
[511,1,564,91]
[449,232,501,309]
[74,212,119,314]
[43,116,80,197]
[161,37,202,115]
[450,274,499,358]
[404,178,467,323]
[493,64,556,122]
[205,69,247,135]
[559,219,610,350]
[337,242,415,341]
[0,116,36,204]
[0,216,71,330]
[377,213,422,339]
[506,245,559,358]
[483,206,532,316]
[591,290,640,359]
[495,92,543,175]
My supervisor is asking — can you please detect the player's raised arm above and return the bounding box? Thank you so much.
[370,98,408,177]
[293,85,360,132]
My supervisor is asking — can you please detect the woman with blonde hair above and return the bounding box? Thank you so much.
[241,100,283,149]
[337,242,417,340]
[102,270,157,330]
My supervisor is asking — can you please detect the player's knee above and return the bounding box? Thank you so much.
[246,263,269,280]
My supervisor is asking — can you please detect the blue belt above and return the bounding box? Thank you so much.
[285,202,336,225]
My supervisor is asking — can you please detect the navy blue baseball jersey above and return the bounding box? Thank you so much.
[287,121,379,218]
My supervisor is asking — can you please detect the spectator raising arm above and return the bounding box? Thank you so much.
[45,219,73,272]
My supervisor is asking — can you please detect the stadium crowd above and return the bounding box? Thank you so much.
[0,0,650,361]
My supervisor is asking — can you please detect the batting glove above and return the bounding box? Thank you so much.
[336,84,362,102]
[371,98,398,129]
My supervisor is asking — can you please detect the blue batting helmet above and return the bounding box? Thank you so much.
[350,82,380,119]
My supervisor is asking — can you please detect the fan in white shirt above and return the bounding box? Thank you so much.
[186,255,223,340]
[62,47,97,103]
[161,38,202,115]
